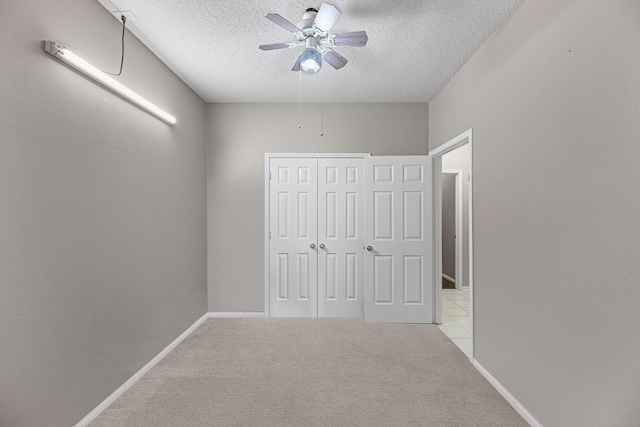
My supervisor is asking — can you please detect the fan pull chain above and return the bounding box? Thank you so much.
[320,66,324,137]
[298,69,302,129]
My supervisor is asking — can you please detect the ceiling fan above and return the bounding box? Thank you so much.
[259,3,368,75]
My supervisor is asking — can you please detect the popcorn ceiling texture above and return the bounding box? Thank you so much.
[96,0,524,103]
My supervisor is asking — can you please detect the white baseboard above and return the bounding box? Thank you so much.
[74,312,209,427]
[442,273,456,284]
[207,312,265,318]
[472,359,543,427]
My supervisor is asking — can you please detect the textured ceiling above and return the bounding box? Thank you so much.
[95,0,523,103]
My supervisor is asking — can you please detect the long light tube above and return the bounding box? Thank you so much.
[43,41,177,126]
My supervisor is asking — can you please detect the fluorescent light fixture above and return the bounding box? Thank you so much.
[43,41,177,126]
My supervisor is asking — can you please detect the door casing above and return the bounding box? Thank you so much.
[429,129,474,360]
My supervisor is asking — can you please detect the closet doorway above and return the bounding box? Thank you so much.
[265,154,435,323]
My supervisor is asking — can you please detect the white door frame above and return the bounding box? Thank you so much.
[264,153,371,318]
[429,129,474,360]
[442,169,463,291]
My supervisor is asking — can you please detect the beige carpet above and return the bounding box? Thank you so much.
[90,318,527,426]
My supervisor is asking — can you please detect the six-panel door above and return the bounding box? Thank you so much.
[317,158,364,317]
[364,156,434,323]
[269,158,318,317]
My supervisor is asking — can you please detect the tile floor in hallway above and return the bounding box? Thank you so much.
[439,288,470,355]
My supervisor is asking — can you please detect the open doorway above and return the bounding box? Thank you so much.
[430,129,473,359]
[442,169,463,290]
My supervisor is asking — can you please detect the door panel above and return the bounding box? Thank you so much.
[269,158,318,317]
[374,255,394,304]
[364,156,433,323]
[403,255,423,304]
[374,192,394,239]
[317,158,364,317]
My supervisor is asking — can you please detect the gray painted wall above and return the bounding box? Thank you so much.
[442,145,471,287]
[441,174,456,280]
[0,1,207,426]
[429,0,640,425]
[206,103,429,312]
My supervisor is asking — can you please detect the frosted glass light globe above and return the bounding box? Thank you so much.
[300,48,322,75]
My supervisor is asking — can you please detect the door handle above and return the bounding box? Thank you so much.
[310,243,316,249]
[319,243,325,249]
[366,246,373,251]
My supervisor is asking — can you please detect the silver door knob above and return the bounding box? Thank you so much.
[310,243,316,249]
[319,243,325,249]
[366,246,373,251]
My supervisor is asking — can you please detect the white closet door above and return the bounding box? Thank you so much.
[317,158,364,317]
[269,158,318,317]
[364,156,434,323]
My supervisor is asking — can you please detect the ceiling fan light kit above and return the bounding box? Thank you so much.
[300,39,322,74]
[259,2,368,75]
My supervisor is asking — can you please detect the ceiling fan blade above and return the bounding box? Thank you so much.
[265,13,300,33]
[313,3,341,32]
[259,42,296,51]
[332,31,369,47]
[323,50,348,70]
[292,53,302,71]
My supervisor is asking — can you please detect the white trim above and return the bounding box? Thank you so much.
[264,154,270,318]
[442,273,456,284]
[468,131,474,360]
[429,129,474,360]
[442,168,463,290]
[472,359,543,427]
[207,312,265,318]
[74,313,209,426]
[265,153,372,158]
[264,153,371,318]
[429,129,473,157]
[432,156,442,324]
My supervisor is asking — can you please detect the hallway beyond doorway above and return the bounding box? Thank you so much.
[438,289,470,355]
